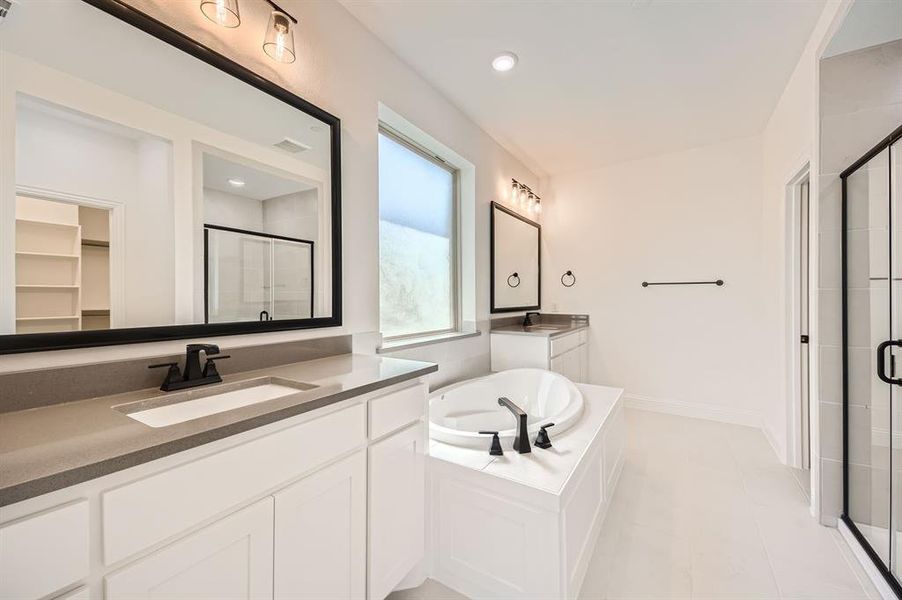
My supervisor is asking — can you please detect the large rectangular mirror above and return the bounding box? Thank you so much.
[490,202,540,313]
[0,0,341,353]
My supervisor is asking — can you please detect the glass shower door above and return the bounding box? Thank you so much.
[206,227,272,323]
[892,138,902,577]
[846,147,893,569]
[272,239,313,319]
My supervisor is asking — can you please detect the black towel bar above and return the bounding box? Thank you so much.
[642,279,724,287]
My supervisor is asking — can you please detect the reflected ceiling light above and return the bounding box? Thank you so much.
[491,52,518,72]
[228,178,246,187]
[200,0,240,28]
[263,2,297,64]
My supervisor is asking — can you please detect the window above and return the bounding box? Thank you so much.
[378,126,459,339]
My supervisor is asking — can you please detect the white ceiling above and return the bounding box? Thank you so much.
[340,0,827,176]
[203,153,314,201]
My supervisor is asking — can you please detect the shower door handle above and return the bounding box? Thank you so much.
[877,340,902,385]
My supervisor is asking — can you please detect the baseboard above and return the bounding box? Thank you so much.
[761,422,786,464]
[623,393,761,428]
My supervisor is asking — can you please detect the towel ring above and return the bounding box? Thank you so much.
[561,270,576,287]
[507,272,520,288]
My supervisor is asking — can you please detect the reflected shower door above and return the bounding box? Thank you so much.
[846,147,893,568]
[206,228,272,323]
[893,137,902,576]
[272,239,313,320]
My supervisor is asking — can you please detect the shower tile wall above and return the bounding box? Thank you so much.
[818,39,902,526]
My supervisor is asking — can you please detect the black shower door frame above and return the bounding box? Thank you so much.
[841,122,902,598]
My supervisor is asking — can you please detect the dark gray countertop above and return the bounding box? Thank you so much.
[490,323,588,338]
[489,313,589,338]
[0,354,436,507]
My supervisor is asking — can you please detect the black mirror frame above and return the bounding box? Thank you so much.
[490,201,541,314]
[0,0,342,354]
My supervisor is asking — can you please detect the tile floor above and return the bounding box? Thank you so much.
[390,409,878,600]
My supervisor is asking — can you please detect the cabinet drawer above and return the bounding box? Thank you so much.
[0,500,89,600]
[550,332,580,357]
[369,383,426,440]
[103,403,365,565]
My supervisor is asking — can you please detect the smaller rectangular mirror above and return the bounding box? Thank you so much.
[490,202,540,313]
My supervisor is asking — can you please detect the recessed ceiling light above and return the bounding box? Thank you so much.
[491,52,518,72]
[228,178,246,187]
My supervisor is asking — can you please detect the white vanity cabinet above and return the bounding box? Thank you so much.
[368,421,426,600]
[274,451,367,600]
[491,328,588,383]
[0,379,429,600]
[105,498,275,599]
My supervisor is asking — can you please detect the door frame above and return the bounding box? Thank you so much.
[785,163,812,473]
[14,184,126,329]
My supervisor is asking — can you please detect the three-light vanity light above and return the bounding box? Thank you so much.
[509,179,541,215]
[200,0,297,64]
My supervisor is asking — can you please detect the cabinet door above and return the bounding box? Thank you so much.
[368,421,426,600]
[578,344,588,383]
[105,498,274,600]
[274,451,366,600]
[550,353,565,375]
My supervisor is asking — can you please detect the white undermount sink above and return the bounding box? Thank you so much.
[117,378,317,428]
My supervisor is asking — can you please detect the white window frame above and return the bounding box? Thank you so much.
[378,123,462,342]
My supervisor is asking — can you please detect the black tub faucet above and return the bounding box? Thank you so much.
[498,397,531,454]
[523,312,540,327]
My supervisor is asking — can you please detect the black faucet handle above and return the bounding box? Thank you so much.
[149,362,183,391]
[535,422,555,449]
[202,355,231,378]
[478,431,504,456]
[148,361,179,370]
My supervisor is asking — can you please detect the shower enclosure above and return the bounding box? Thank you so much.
[843,123,902,594]
[204,224,314,323]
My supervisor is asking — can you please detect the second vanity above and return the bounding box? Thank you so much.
[490,314,589,382]
[0,351,436,600]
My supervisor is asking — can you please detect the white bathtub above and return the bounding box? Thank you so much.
[429,368,584,449]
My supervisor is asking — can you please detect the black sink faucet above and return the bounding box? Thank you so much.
[149,343,230,392]
[523,312,540,327]
[498,397,531,454]
[184,344,220,380]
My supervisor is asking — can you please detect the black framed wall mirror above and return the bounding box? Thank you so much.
[0,0,342,354]
[490,202,540,313]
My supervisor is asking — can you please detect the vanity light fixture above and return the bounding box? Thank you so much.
[198,0,297,64]
[228,178,246,187]
[200,0,241,28]
[509,179,539,215]
[263,0,297,64]
[492,52,518,72]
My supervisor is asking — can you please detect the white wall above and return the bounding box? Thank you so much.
[0,0,537,377]
[204,188,264,231]
[541,135,767,425]
[14,104,175,328]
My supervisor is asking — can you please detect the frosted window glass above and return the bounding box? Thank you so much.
[378,131,456,338]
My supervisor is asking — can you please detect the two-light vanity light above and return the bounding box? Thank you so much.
[510,179,541,215]
[199,0,297,64]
